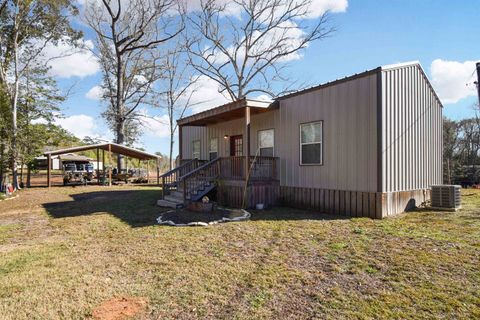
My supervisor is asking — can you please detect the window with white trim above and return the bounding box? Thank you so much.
[300,121,323,165]
[192,140,201,159]
[209,137,218,160]
[258,129,274,157]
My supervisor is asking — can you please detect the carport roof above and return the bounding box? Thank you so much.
[43,143,160,161]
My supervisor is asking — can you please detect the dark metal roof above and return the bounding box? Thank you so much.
[177,98,274,126]
[43,143,160,161]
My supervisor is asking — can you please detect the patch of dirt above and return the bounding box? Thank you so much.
[92,297,148,320]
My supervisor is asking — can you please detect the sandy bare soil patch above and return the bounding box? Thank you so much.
[92,297,148,320]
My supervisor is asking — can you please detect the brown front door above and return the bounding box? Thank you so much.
[230,135,243,156]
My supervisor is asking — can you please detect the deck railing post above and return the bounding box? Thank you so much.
[183,179,187,202]
[162,176,166,199]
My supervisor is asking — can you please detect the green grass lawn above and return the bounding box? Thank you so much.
[0,186,479,319]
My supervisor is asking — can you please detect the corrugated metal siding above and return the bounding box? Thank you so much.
[181,74,378,192]
[181,113,275,159]
[181,126,208,159]
[277,73,378,192]
[381,65,443,192]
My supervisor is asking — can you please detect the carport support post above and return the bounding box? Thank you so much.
[108,144,112,187]
[146,160,150,184]
[96,148,100,185]
[47,154,51,188]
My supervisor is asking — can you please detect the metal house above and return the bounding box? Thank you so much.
[160,61,443,218]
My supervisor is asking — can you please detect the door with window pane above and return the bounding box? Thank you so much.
[229,135,243,178]
[230,135,243,156]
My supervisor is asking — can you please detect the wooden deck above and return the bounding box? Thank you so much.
[160,156,278,208]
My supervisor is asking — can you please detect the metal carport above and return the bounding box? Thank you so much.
[43,143,161,188]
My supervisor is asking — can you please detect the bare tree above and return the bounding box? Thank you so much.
[186,0,334,101]
[443,117,460,184]
[0,0,80,189]
[84,0,184,170]
[151,45,203,170]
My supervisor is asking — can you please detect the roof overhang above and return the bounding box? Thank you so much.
[177,98,275,126]
[43,143,160,161]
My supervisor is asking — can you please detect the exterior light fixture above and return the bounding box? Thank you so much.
[224,135,229,140]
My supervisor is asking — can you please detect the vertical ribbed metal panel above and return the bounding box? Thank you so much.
[181,126,208,159]
[276,73,378,192]
[182,73,378,192]
[381,65,443,192]
[181,114,276,160]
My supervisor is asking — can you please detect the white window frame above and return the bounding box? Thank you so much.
[300,121,323,165]
[209,137,218,160]
[258,129,275,157]
[192,140,201,159]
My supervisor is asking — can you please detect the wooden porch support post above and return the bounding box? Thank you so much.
[156,158,160,186]
[108,144,112,187]
[178,125,183,163]
[96,148,100,185]
[47,154,51,188]
[245,106,251,179]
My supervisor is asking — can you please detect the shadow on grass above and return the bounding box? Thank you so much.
[43,189,163,228]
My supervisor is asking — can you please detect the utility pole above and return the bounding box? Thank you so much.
[476,62,480,106]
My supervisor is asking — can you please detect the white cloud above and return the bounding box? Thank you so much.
[430,59,478,104]
[43,38,100,78]
[255,94,273,102]
[140,76,230,138]
[205,20,307,67]
[306,0,348,18]
[85,85,104,100]
[55,114,97,139]
[142,113,171,138]
[182,75,231,114]
[185,0,347,19]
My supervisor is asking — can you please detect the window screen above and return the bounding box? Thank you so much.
[258,129,274,157]
[192,140,200,159]
[300,121,322,165]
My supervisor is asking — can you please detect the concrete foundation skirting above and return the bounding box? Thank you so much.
[217,180,279,209]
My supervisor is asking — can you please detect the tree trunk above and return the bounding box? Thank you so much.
[11,86,19,190]
[0,134,4,191]
[115,54,125,172]
[27,165,31,188]
[19,159,24,188]
[116,120,125,171]
[169,132,174,171]
[10,15,20,190]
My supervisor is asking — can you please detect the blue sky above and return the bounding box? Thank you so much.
[50,0,480,155]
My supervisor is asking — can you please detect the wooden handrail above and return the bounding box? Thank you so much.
[181,157,221,201]
[160,158,196,178]
[162,156,278,202]
[161,158,203,199]
[179,157,220,181]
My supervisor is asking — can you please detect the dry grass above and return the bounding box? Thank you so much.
[0,185,479,319]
